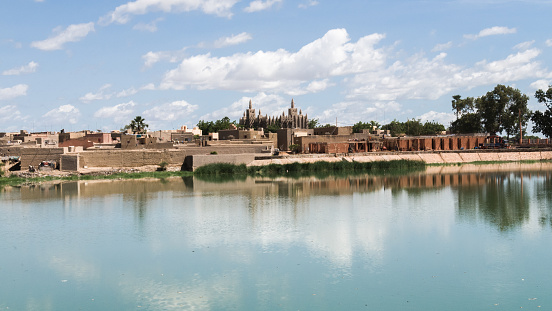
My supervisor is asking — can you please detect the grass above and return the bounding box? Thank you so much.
[194,159,426,179]
[0,170,193,188]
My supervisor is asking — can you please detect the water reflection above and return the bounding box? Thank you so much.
[2,163,552,310]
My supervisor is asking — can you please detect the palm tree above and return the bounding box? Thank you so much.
[129,116,148,134]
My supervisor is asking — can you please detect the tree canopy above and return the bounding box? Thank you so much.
[125,116,148,134]
[531,86,552,139]
[449,85,531,138]
[196,117,238,135]
[381,119,445,136]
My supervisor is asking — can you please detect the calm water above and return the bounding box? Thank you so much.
[1,163,552,310]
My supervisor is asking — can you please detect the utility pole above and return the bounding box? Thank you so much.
[519,108,523,145]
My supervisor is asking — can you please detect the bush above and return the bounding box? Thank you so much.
[158,161,168,171]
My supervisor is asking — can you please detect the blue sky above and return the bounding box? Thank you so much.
[1,0,552,132]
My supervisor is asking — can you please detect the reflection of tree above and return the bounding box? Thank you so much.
[457,173,531,231]
[534,172,552,228]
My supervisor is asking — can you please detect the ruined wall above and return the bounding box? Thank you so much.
[79,145,267,168]
[19,147,66,167]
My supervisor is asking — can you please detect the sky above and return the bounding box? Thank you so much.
[1,0,552,133]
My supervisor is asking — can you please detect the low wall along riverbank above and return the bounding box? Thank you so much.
[248,150,552,167]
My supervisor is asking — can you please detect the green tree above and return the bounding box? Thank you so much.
[127,116,148,134]
[381,120,405,136]
[422,121,445,135]
[352,121,380,133]
[476,85,530,138]
[266,123,281,133]
[451,95,475,120]
[449,113,483,134]
[308,118,320,129]
[532,86,552,139]
[197,117,239,135]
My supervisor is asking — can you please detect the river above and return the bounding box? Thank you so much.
[1,163,552,310]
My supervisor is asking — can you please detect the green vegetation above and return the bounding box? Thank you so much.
[158,161,168,171]
[210,151,218,155]
[0,170,193,188]
[353,121,380,133]
[450,85,531,138]
[532,85,552,139]
[196,117,239,135]
[381,119,445,136]
[122,116,149,134]
[194,159,426,178]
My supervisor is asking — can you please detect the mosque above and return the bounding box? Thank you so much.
[239,99,309,130]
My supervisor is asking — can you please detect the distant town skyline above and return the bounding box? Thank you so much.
[1,0,552,132]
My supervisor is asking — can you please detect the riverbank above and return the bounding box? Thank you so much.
[3,149,552,187]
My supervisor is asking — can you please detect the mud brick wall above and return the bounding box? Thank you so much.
[60,154,79,171]
[20,148,66,168]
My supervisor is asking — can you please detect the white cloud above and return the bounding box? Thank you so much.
[464,26,516,40]
[514,40,534,50]
[159,29,387,95]
[417,111,455,126]
[142,48,188,67]
[101,0,238,25]
[530,79,550,91]
[431,41,453,52]
[214,32,252,48]
[0,105,26,123]
[546,39,552,47]
[94,101,136,123]
[79,84,113,103]
[116,87,139,97]
[347,48,545,103]
[244,0,282,12]
[299,0,319,9]
[31,22,95,51]
[133,18,164,32]
[43,105,80,124]
[199,92,288,121]
[0,84,28,100]
[2,61,39,76]
[142,100,199,128]
[318,100,402,125]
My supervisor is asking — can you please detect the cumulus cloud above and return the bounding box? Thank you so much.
[0,105,26,123]
[244,0,282,12]
[43,104,80,124]
[214,32,252,48]
[80,84,152,102]
[319,100,402,126]
[133,17,164,32]
[199,92,288,121]
[530,79,550,91]
[79,84,113,103]
[0,84,28,100]
[299,0,319,9]
[514,40,535,50]
[101,0,238,25]
[2,61,39,76]
[417,111,455,126]
[464,26,516,40]
[159,29,387,95]
[31,22,95,51]
[142,48,188,67]
[347,48,545,103]
[142,100,199,128]
[94,101,136,123]
[431,41,453,52]
[546,39,552,47]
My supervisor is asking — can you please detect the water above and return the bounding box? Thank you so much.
[1,163,552,310]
